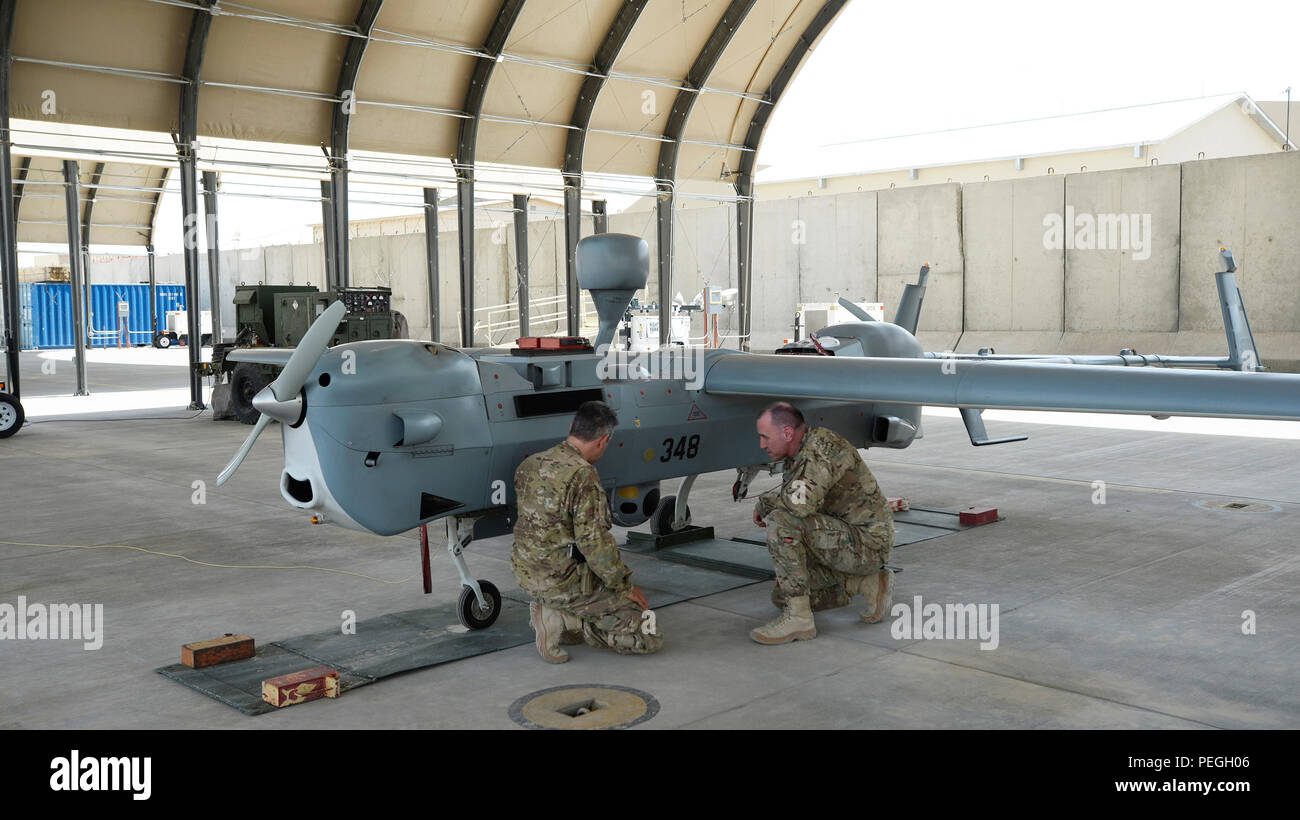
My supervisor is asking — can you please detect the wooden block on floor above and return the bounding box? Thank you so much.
[959,506,998,526]
[262,667,340,708]
[181,634,255,668]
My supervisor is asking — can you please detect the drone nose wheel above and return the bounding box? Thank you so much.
[458,580,502,630]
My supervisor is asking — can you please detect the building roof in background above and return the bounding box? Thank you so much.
[758,92,1294,183]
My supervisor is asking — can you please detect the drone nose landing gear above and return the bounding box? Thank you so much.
[417,516,502,630]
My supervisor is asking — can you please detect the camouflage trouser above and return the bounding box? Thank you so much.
[764,509,892,603]
[771,580,852,612]
[558,584,664,656]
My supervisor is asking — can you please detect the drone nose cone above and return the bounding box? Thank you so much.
[252,384,304,426]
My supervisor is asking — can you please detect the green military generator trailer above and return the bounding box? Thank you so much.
[206,284,400,423]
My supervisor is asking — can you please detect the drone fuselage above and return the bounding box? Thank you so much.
[276,320,925,537]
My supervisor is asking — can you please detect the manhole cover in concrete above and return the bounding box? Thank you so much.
[1195,500,1280,513]
[509,684,659,730]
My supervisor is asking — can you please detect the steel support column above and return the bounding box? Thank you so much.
[513,193,529,337]
[61,160,88,395]
[326,160,349,288]
[144,166,168,343]
[327,0,383,289]
[733,1,847,353]
[654,0,756,344]
[178,150,203,402]
[177,0,215,409]
[147,244,157,338]
[655,192,673,334]
[561,0,646,341]
[422,187,439,342]
[455,0,524,348]
[0,0,21,397]
[455,177,474,347]
[320,179,336,287]
[735,180,754,351]
[201,170,222,343]
[592,199,608,234]
[79,162,105,345]
[562,185,581,335]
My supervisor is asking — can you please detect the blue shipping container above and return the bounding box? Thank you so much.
[23,282,188,349]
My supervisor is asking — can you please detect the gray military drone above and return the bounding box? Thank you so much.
[216,234,1298,629]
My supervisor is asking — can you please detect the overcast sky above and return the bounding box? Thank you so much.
[22,0,1299,262]
[762,0,1297,159]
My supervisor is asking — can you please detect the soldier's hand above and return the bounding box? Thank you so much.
[628,586,649,611]
[753,507,766,528]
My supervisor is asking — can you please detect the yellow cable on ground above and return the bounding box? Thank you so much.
[0,539,416,585]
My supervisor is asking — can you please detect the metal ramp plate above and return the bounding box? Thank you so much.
[156,600,535,716]
[624,506,997,579]
[157,554,762,716]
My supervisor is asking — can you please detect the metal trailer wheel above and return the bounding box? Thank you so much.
[458,580,501,630]
[229,363,269,425]
[154,333,172,349]
[0,392,24,438]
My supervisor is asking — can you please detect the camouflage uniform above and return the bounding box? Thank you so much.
[511,440,663,654]
[755,427,894,608]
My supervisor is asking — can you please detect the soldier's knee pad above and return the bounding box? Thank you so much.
[765,509,799,529]
[765,510,809,543]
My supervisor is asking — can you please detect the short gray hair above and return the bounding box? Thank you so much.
[759,401,804,432]
[570,400,619,441]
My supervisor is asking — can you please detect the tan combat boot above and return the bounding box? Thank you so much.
[529,601,570,663]
[849,570,895,624]
[560,612,585,645]
[749,595,817,645]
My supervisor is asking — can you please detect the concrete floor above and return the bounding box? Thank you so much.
[10,347,205,397]
[1,367,1298,729]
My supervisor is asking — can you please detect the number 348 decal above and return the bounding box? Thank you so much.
[660,434,700,462]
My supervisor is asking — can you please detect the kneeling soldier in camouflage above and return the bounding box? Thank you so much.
[511,401,663,663]
[750,401,895,644]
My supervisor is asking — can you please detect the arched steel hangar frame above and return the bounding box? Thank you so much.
[0,0,850,408]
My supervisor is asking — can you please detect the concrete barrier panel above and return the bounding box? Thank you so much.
[1064,164,1180,332]
[435,231,459,343]
[797,191,877,308]
[379,232,429,341]
[751,198,802,350]
[877,183,963,332]
[288,244,324,290]
[238,242,271,285]
[1179,151,1300,332]
[672,204,733,299]
[963,175,1064,332]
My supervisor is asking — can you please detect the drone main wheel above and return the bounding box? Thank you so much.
[649,495,691,536]
[458,580,501,630]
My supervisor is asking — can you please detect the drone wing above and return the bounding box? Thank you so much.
[703,353,1300,422]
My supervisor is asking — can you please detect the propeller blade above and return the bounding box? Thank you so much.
[216,413,271,486]
[217,301,343,487]
[269,300,345,401]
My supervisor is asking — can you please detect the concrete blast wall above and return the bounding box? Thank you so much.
[79,151,1300,368]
